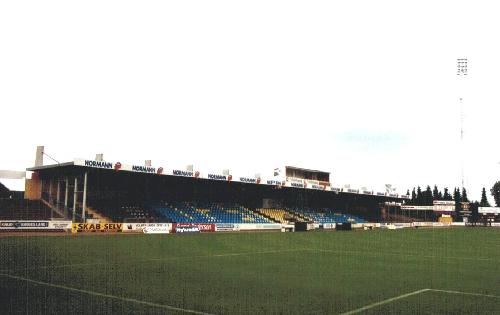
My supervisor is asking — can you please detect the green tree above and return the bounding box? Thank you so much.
[480,187,491,207]
[416,186,423,205]
[411,188,417,205]
[432,185,439,200]
[461,188,469,202]
[453,188,462,220]
[470,201,479,224]
[491,182,500,207]
[443,187,452,200]
[424,186,433,205]
[453,188,461,202]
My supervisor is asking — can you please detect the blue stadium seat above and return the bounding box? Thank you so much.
[152,202,274,224]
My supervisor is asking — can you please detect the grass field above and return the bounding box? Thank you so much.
[0,228,499,314]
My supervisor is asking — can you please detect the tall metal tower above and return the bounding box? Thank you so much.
[457,58,468,191]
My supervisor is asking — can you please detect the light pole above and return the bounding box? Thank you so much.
[457,58,468,193]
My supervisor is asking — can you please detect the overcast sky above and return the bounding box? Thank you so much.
[1,0,499,202]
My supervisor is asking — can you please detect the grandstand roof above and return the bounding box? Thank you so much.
[27,162,74,171]
[25,158,409,199]
[285,166,330,174]
[0,181,9,193]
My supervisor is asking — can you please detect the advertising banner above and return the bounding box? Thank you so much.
[173,223,215,233]
[310,184,325,190]
[238,177,258,184]
[401,205,433,211]
[75,159,114,170]
[433,200,455,205]
[478,207,500,215]
[265,180,282,186]
[123,223,172,233]
[0,221,48,229]
[412,222,434,227]
[286,177,304,188]
[363,223,380,229]
[174,224,200,233]
[433,200,455,212]
[126,165,158,174]
[193,223,216,232]
[394,223,412,228]
[0,221,72,230]
[266,224,283,229]
[49,221,73,230]
[433,205,455,212]
[75,159,164,174]
[344,188,359,194]
[237,224,282,230]
[71,223,123,233]
[215,223,240,231]
[171,169,194,177]
[143,226,170,234]
[322,223,336,229]
[206,174,227,181]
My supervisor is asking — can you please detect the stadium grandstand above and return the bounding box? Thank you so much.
[0,168,57,221]
[2,148,500,315]
[3,146,412,227]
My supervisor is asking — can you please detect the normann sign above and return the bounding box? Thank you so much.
[82,160,156,173]
[84,160,113,169]
[131,165,156,173]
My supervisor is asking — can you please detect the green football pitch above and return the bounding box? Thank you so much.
[0,228,499,314]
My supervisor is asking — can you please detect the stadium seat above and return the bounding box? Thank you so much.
[152,202,274,224]
[291,207,366,224]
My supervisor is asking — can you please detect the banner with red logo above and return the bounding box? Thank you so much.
[173,223,215,232]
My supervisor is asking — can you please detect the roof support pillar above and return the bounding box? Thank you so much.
[49,180,53,205]
[82,172,88,222]
[56,180,60,206]
[73,177,78,222]
[64,177,69,217]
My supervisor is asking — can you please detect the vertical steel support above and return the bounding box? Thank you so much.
[73,177,78,222]
[64,178,69,218]
[64,178,69,209]
[56,180,61,206]
[49,180,53,205]
[82,172,88,222]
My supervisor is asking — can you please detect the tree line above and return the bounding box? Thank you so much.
[405,185,495,222]
[406,185,492,206]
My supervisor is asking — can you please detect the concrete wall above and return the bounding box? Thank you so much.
[24,172,41,200]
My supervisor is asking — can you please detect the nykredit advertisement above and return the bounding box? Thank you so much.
[173,223,215,233]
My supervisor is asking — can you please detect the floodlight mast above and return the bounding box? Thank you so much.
[460,96,464,191]
[457,58,468,192]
